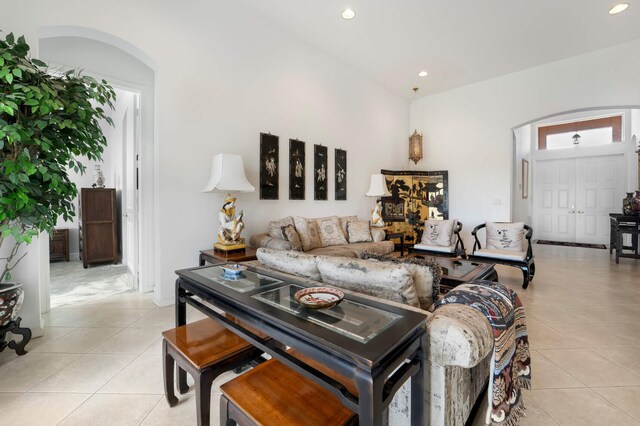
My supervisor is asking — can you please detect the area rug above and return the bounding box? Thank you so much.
[536,240,607,249]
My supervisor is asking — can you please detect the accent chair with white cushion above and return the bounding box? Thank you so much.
[468,222,535,289]
[411,220,466,258]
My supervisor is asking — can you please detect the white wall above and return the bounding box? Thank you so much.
[409,38,640,244]
[1,1,409,307]
[512,125,531,223]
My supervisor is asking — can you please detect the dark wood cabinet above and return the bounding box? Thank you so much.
[49,228,69,262]
[79,188,118,268]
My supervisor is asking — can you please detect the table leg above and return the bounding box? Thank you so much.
[355,369,383,426]
[175,278,189,393]
[411,332,428,426]
[199,254,205,267]
[400,235,405,257]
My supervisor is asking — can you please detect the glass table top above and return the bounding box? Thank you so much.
[253,284,401,343]
[192,266,283,293]
[410,255,484,278]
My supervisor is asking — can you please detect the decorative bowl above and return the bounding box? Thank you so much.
[221,264,247,279]
[294,287,344,310]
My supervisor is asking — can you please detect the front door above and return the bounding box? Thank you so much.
[575,155,624,244]
[534,158,577,242]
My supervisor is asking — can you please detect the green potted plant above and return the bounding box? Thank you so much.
[0,32,115,353]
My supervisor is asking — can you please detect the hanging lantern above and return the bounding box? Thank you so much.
[572,133,581,145]
[409,129,423,164]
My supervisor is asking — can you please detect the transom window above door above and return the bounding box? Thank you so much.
[538,115,622,150]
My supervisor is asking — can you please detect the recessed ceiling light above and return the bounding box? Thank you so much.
[418,71,428,77]
[341,9,356,20]
[609,3,629,14]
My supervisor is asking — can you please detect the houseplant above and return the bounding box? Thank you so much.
[0,31,115,280]
[0,32,115,352]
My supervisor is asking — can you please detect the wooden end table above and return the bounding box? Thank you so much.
[199,247,258,266]
[385,232,405,256]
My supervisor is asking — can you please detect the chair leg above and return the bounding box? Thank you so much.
[195,369,214,426]
[521,267,530,289]
[163,340,179,407]
[529,262,536,279]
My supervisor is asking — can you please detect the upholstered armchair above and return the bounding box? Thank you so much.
[411,220,466,258]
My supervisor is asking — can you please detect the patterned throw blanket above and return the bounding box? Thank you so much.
[434,280,531,426]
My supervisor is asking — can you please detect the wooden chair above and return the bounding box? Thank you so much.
[468,223,535,289]
[219,357,357,426]
[411,220,467,258]
[162,318,264,426]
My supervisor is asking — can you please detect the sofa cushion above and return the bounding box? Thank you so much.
[256,248,322,281]
[413,243,456,253]
[268,216,295,239]
[474,248,526,262]
[485,222,524,251]
[422,219,457,246]
[293,217,322,251]
[315,216,348,247]
[346,241,394,257]
[339,215,358,237]
[281,224,302,251]
[306,246,358,258]
[249,233,296,251]
[359,252,442,310]
[347,221,373,243]
[317,257,420,308]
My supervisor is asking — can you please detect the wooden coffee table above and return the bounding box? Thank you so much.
[405,253,497,292]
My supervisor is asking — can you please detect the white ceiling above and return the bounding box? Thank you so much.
[238,0,640,99]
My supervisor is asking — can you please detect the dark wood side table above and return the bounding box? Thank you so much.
[385,232,405,256]
[405,253,497,293]
[609,213,640,263]
[50,228,69,262]
[199,247,258,266]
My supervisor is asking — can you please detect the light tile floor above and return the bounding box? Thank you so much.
[0,243,638,425]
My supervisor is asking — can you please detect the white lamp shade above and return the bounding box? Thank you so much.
[203,154,255,193]
[365,174,391,197]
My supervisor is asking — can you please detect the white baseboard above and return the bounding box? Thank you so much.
[153,295,175,308]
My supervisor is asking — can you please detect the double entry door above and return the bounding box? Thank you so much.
[534,155,625,244]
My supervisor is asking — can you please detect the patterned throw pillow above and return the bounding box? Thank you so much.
[314,216,348,247]
[269,216,295,240]
[360,252,442,310]
[421,219,457,247]
[317,257,420,308]
[281,224,303,251]
[347,221,373,243]
[339,215,358,237]
[486,222,524,251]
[293,217,322,251]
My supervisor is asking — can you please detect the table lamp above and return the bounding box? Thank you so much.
[203,154,255,253]
[366,174,391,227]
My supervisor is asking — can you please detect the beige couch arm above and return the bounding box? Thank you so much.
[371,228,385,242]
[249,233,295,251]
[427,304,493,369]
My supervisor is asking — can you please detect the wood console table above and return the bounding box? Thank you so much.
[175,264,428,425]
[199,247,257,266]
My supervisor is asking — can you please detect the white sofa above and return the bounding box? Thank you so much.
[243,248,494,426]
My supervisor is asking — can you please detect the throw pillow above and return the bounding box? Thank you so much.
[317,257,420,308]
[269,216,295,240]
[256,248,322,281]
[339,215,358,237]
[486,222,524,251]
[293,217,322,251]
[315,216,348,247]
[421,219,457,247]
[347,221,373,243]
[281,224,303,251]
[360,252,442,310]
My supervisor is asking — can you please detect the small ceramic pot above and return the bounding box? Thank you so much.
[623,192,634,215]
[632,191,640,214]
[0,283,24,327]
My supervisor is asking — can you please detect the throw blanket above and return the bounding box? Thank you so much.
[434,280,531,426]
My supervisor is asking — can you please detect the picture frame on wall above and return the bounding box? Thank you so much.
[335,148,347,200]
[260,132,279,200]
[314,144,328,200]
[289,139,305,200]
[522,159,529,199]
